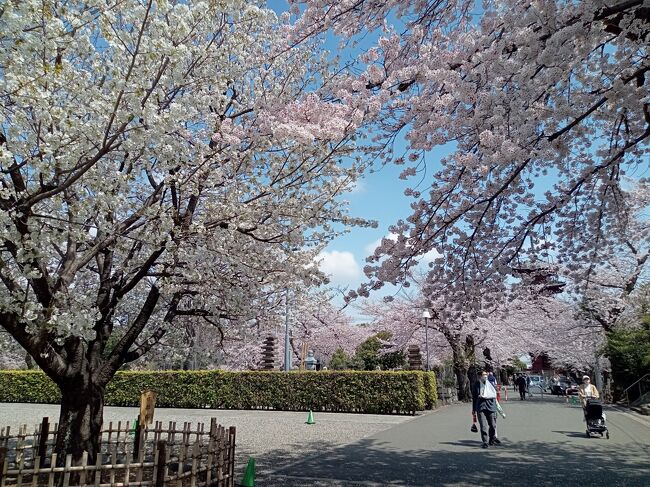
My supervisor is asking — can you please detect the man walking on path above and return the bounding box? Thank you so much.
[472,371,501,448]
[516,374,527,400]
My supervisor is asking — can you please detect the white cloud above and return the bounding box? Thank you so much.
[348,180,366,194]
[419,248,441,264]
[317,250,362,285]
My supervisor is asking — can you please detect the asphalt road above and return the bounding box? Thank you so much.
[265,396,650,487]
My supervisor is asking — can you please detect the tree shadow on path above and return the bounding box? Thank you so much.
[261,435,649,487]
[550,429,595,438]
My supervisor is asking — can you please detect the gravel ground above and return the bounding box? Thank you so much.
[0,403,415,481]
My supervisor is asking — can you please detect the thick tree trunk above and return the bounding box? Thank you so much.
[467,363,480,389]
[55,377,105,465]
[448,342,471,401]
[24,352,35,369]
[454,360,471,401]
[499,368,510,385]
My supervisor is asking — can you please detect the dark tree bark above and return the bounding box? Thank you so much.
[454,360,471,401]
[436,324,477,402]
[24,352,35,369]
[1,285,167,466]
[449,341,471,401]
[55,376,106,464]
[464,335,479,390]
[499,368,510,385]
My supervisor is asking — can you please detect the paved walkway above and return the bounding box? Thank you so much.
[264,397,650,487]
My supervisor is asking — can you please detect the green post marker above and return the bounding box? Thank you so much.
[241,457,256,487]
[130,416,139,436]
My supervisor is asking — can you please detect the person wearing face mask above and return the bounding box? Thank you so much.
[472,370,501,448]
[578,375,600,407]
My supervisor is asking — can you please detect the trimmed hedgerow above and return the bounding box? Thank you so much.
[0,370,437,414]
[0,370,61,403]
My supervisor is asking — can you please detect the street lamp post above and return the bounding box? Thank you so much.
[422,309,432,371]
[284,288,291,371]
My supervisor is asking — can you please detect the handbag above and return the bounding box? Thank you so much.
[471,412,478,433]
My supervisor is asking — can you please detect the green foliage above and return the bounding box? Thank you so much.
[351,331,407,371]
[604,318,650,388]
[328,347,352,370]
[510,357,528,371]
[0,370,438,414]
[0,370,61,402]
[422,370,438,409]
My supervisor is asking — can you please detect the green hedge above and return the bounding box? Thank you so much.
[0,370,61,403]
[0,370,437,414]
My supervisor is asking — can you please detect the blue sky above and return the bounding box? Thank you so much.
[318,147,457,295]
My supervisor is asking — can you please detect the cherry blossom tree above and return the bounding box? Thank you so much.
[290,0,649,304]
[289,2,649,393]
[359,291,490,400]
[359,297,451,366]
[567,182,650,331]
[290,293,372,364]
[542,183,650,388]
[359,280,587,399]
[0,0,371,461]
[126,288,372,370]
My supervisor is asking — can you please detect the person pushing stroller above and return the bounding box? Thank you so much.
[578,375,599,406]
[578,375,609,439]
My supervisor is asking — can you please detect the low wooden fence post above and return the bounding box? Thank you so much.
[228,426,236,487]
[38,417,49,459]
[0,418,235,487]
[0,446,7,483]
[154,440,167,487]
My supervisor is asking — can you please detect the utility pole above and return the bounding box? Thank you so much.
[284,289,291,371]
[422,310,432,371]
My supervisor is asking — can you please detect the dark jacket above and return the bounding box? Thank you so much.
[516,376,527,391]
[472,380,497,413]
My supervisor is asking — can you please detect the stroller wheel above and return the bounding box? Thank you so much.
[606,431,610,439]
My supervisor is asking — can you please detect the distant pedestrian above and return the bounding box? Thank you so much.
[487,371,497,387]
[472,371,501,448]
[516,374,527,400]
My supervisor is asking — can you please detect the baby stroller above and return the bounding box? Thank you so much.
[584,399,609,439]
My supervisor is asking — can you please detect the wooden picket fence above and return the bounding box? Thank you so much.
[0,418,236,487]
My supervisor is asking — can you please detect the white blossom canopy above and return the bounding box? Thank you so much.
[0,0,370,381]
